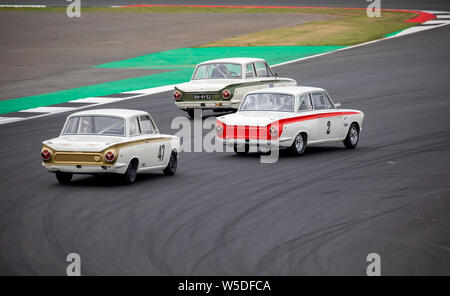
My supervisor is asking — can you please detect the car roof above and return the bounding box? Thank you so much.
[197,57,266,65]
[247,86,326,96]
[68,109,149,119]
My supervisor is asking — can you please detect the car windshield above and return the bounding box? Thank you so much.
[240,93,295,112]
[62,116,125,136]
[193,63,242,79]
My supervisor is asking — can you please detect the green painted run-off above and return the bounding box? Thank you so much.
[0,46,345,115]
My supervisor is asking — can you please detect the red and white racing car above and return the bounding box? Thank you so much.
[216,86,364,155]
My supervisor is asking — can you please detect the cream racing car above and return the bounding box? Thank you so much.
[216,86,364,155]
[173,57,296,118]
[41,109,180,184]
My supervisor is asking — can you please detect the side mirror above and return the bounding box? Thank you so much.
[334,103,342,108]
[274,72,279,77]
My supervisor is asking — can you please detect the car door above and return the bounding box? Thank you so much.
[297,93,322,142]
[127,116,149,169]
[310,92,343,141]
[139,115,166,168]
[254,61,275,89]
[324,92,347,139]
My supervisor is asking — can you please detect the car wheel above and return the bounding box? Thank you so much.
[233,144,249,155]
[163,151,177,176]
[186,109,195,118]
[123,160,138,185]
[344,123,359,149]
[56,172,72,184]
[289,133,306,156]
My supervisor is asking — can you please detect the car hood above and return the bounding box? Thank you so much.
[175,79,240,92]
[217,111,303,127]
[43,135,125,152]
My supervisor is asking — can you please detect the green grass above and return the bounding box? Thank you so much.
[200,11,417,46]
[0,6,417,46]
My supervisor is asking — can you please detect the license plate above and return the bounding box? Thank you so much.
[194,94,212,100]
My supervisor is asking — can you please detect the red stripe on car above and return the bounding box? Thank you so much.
[217,111,361,140]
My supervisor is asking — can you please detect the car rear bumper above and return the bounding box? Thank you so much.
[43,162,128,175]
[175,100,241,110]
[217,137,292,147]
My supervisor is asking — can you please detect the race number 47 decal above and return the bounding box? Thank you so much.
[158,145,165,161]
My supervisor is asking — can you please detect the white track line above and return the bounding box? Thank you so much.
[0,92,156,125]
[122,85,175,94]
[20,106,77,113]
[0,5,46,8]
[422,20,450,25]
[0,117,25,124]
[393,26,440,37]
[71,97,126,104]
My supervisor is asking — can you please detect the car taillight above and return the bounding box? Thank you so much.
[215,121,224,135]
[269,126,279,137]
[41,149,51,161]
[105,151,115,162]
[222,89,231,99]
[173,90,181,100]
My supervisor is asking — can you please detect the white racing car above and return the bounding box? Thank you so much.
[173,57,296,118]
[216,86,364,155]
[41,109,180,184]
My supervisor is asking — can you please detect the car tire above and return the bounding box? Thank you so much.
[234,144,249,155]
[289,133,306,156]
[56,172,72,184]
[123,160,138,185]
[344,123,359,149]
[163,151,177,176]
[186,109,195,119]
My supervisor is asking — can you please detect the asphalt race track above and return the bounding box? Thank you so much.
[0,2,449,275]
[1,0,450,11]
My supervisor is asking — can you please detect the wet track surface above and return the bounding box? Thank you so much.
[0,21,449,275]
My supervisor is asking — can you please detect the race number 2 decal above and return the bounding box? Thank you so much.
[158,145,165,161]
[326,121,331,134]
